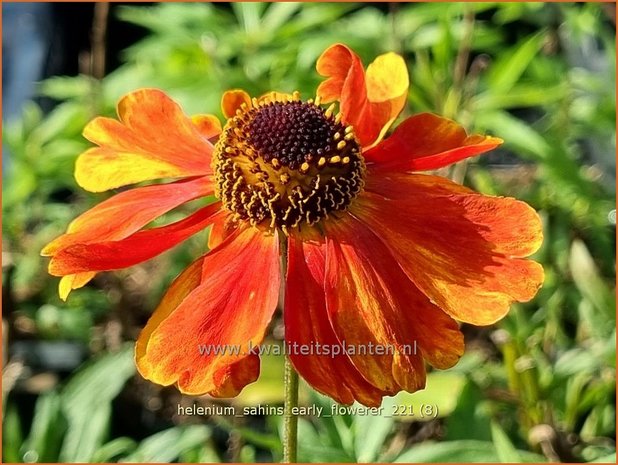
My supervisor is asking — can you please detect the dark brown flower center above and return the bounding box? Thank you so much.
[213,93,365,233]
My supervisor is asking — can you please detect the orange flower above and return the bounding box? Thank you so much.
[43,44,543,406]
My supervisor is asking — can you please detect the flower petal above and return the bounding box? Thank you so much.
[364,113,503,171]
[43,177,214,256]
[316,44,409,148]
[209,355,260,398]
[137,227,280,395]
[48,202,221,276]
[136,256,206,374]
[135,253,260,397]
[207,210,237,250]
[191,114,222,139]
[286,232,388,407]
[323,215,463,394]
[58,272,96,301]
[78,89,213,192]
[221,89,252,119]
[354,173,544,325]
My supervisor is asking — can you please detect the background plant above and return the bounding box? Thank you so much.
[3,2,615,463]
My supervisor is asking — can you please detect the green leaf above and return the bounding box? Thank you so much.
[59,345,135,462]
[262,3,302,31]
[232,2,266,33]
[38,75,94,101]
[353,397,395,462]
[21,391,66,463]
[297,417,354,463]
[395,440,546,463]
[445,381,492,441]
[590,452,616,463]
[569,240,616,322]
[2,404,23,463]
[486,32,546,94]
[92,437,137,462]
[490,421,521,462]
[475,110,551,160]
[120,425,211,462]
[395,440,501,462]
[32,102,88,144]
[472,83,567,111]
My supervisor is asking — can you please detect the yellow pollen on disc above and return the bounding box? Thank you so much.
[212,95,365,231]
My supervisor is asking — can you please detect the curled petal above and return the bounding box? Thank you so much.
[78,89,212,192]
[48,202,222,276]
[354,173,544,325]
[316,44,409,148]
[43,177,214,256]
[136,227,280,395]
[323,215,464,395]
[209,355,260,398]
[286,233,388,407]
[364,113,503,171]
[58,272,96,301]
[191,114,222,139]
[221,89,252,118]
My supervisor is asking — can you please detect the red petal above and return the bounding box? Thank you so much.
[78,89,213,192]
[285,233,388,407]
[364,113,502,172]
[43,177,213,256]
[207,210,238,250]
[135,254,259,397]
[316,44,409,148]
[354,173,544,325]
[136,256,206,376]
[209,355,260,398]
[136,227,280,395]
[48,202,222,275]
[323,215,464,394]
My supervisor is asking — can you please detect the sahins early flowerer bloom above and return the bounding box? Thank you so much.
[42,44,543,406]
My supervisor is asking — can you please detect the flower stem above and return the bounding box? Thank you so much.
[283,356,299,463]
[278,232,298,463]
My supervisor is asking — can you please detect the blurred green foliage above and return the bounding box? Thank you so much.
[2,2,615,463]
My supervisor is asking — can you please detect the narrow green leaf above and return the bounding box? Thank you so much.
[59,345,135,462]
[570,240,616,322]
[475,110,551,160]
[395,440,546,463]
[490,421,521,462]
[232,2,266,33]
[262,3,302,31]
[395,440,501,462]
[354,397,395,462]
[2,404,23,463]
[487,32,546,94]
[590,452,616,463]
[21,391,66,462]
[91,437,137,462]
[120,425,211,462]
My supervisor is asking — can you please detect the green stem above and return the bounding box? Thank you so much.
[283,356,299,463]
[278,233,298,463]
